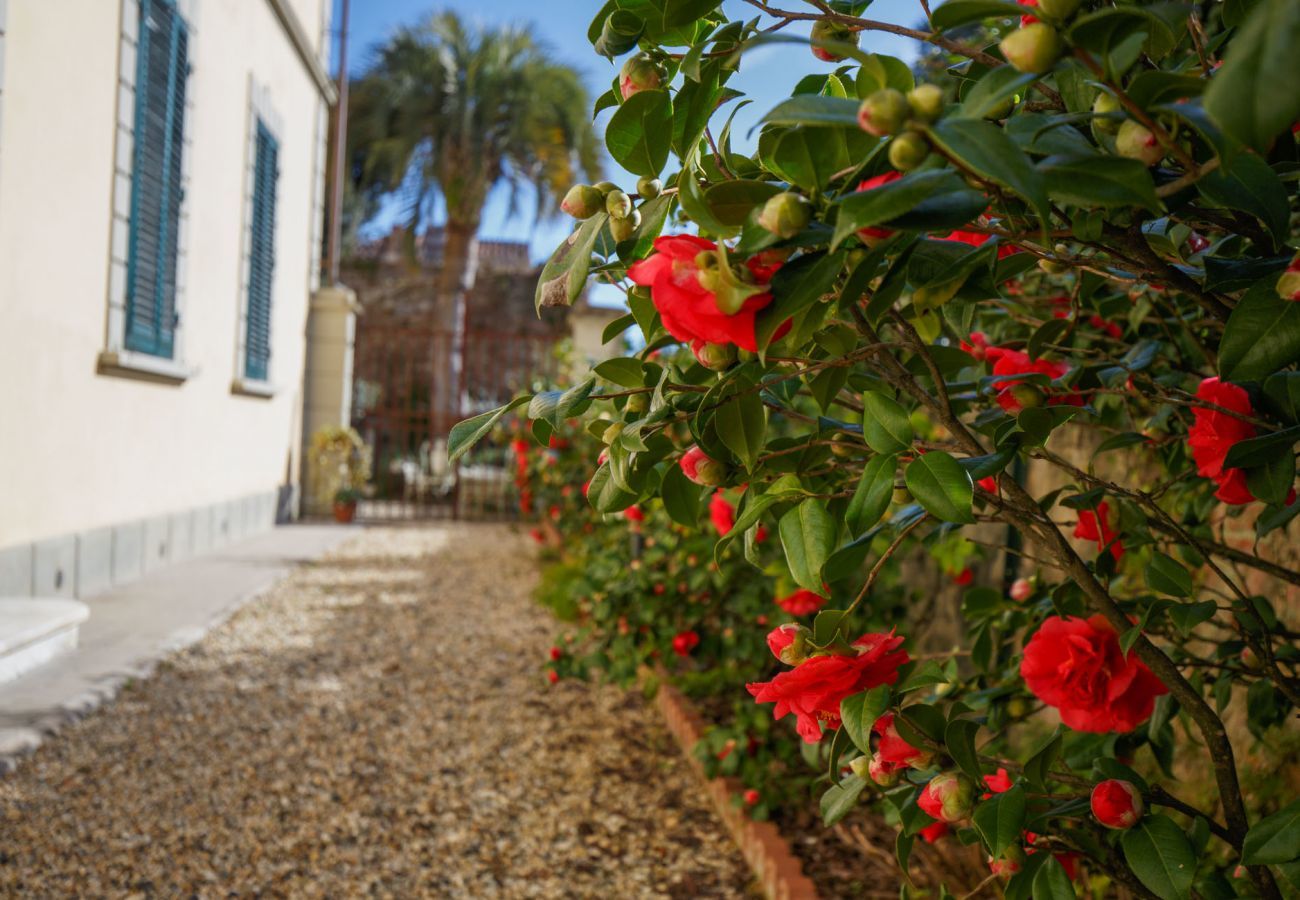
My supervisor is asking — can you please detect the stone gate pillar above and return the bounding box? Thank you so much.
[301,284,361,515]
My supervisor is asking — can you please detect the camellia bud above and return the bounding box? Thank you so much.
[810,19,859,61]
[637,175,662,199]
[619,54,664,101]
[1116,119,1164,166]
[609,209,641,242]
[867,753,901,787]
[888,131,930,171]
[693,341,737,371]
[907,83,945,122]
[1241,646,1262,670]
[918,772,977,824]
[1007,383,1046,410]
[594,181,620,197]
[1009,577,1034,602]
[1091,779,1144,829]
[1037,0,1084,18]
[988,845,1028,878]
[858,88,911,137]
[766,623,813,665]
[680,445,726,487]
[999,23,1062,75]
[561,184,604,219]
[1274,252,1300,301]
[1092,91,1123,133]
[606,189,632,219]
[757,191,812,239]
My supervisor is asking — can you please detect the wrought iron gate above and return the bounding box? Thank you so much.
[350,323,559,521]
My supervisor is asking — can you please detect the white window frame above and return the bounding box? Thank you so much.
[232,77,284,397]
[98,0,200,384]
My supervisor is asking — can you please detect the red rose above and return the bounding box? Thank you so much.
[626,235,780,351]
[1075,500,1124,561]
[1187,377,1263,505]
[872,712,931,770]
[855,172,904,245]
[748,631,909,742]
[776,588,826,616]
[1020,615,1168,733]
[919,821,950,843]
[983,345,1082,412]
[1091,779,1143,829]
[709,490,736,536]
[939,229,1019,259]
[672,630,700,656]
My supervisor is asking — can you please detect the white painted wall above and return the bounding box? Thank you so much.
[0,0,329,548]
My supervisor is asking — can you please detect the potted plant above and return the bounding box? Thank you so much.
[332,487,359,523]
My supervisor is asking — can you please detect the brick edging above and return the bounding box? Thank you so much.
[655,679,822,900]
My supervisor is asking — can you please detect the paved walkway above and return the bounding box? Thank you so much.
[0,525,753,898]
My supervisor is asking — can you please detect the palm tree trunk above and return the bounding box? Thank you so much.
[434,220,479,442]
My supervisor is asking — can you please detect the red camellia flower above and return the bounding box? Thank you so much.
[960,331,990,361]
[939,228,1020,259]
[529,527,544,544]
[547,670,559,684]
[1075,500,1124,561]
[952,567,974,586]
[977,476,998,495]
[919,821,950,843]
[1018,0,1039,25]
[680,445,725,486]
[743,789,761,806]
[872,712,930,771]
[776,588,826,616]
[672,630,700,657]
[983,768,1014,797]
[1091,779,1144,829]
[748,631,909,742]
[982,345,1083,413]
[549,646,563,662]
[1010,577,1033,602]
[709,490,736,536]
[1020,615,1168,733]
[623,505,646,523]
[855,172,904,245]
[1087,314,1124,340]
[627,235,781,351]
[1187,377,1264,505]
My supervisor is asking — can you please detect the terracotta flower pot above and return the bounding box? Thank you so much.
[332,501,357,524]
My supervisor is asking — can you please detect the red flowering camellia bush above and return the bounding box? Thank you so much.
[455,0,1300,895]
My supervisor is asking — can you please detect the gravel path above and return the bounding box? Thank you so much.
[0,525,755,898]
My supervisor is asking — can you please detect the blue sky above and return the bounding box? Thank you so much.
[336,0,924,297]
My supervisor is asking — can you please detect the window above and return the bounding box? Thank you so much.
[243,119,279,383]
[124,0,189,359]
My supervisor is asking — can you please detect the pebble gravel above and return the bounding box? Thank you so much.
[0,525,757,899]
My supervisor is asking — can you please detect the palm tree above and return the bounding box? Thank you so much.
[348,11,601,430]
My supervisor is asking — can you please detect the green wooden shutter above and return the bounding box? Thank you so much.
[244,120,279,382]
[125,0,189,359]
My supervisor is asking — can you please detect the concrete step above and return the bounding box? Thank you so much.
[0,599,90,685]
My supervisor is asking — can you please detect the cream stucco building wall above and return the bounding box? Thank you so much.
[0,0,335,597]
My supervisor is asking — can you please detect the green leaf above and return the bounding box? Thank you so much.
[1203,0,1300,151]
[905,451,975,524]
[1219,279,1300,383]
[930,0,1027,31]
[821,775,868,825]
[677,167,736,237]
[1067,5,1179,63]
[841,685,891,753]
[1023,727,1062,792]
[1032,855,1076,900]
[847,453,897,536]
[448,396,531,463]
[1246,447,1296,505]
[716,389,767,472]
[703,180,782,227]
[1241,798,1300,864]
[1223,424,1300,469]
[660,462,703,527]
[762,94,862,127]
[944,718,984,785]
[928,118,1051,229]
[861,391,914,454]
[1145,552,1193,597]
[771,126,850,190]
[535,214,607,311]
[606,89,673,177]
[779,499,837,592]
[586,461,640,513]
[1121,814,1196,900]
[594,357,651,388]
[601,313,635,345]
[1042,155,1161,211]
[957,66,1037,120]
[1198,150,1290,248]
[832,169,958,250]
[755,250,845,348]
[1168,600,1217,634]
[973,785,1026,858]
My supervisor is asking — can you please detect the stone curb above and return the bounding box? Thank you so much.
[655,679,821,900]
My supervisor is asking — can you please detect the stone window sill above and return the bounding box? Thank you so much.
[96,349,193,384]
[231,377,276,398]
